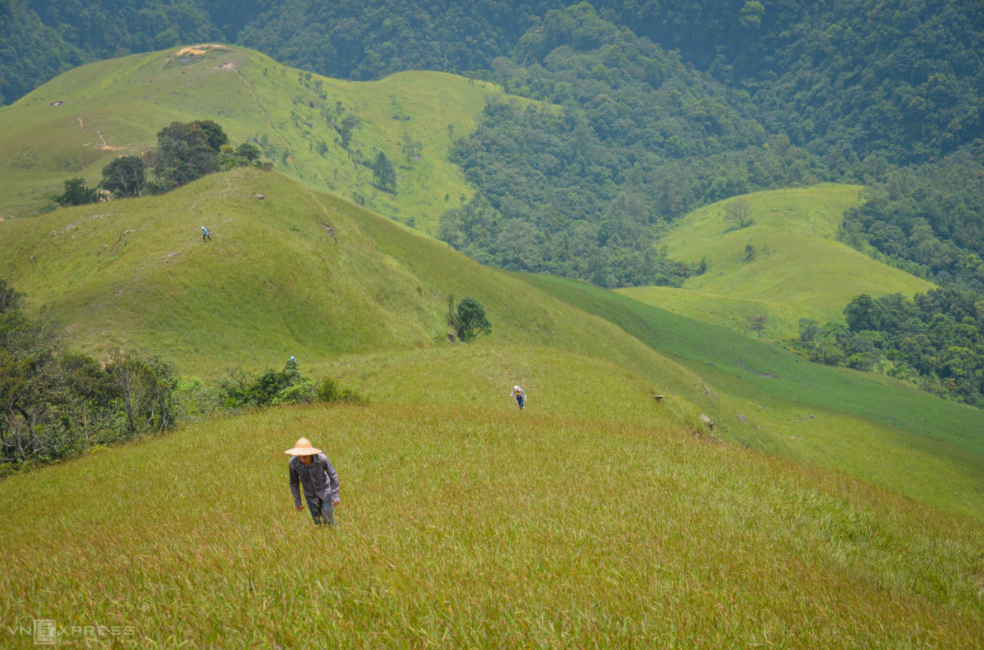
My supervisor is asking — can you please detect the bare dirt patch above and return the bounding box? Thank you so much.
[175,45,229,57]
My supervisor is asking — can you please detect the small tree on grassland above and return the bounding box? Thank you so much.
[447,294,492,342]
[56,178,99,206]
[0,279,22,314]
[102,156,146,198]
[725,198,753,229]
[746,314,769,336]
[372,152,397,193]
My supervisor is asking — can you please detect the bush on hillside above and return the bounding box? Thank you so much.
[55,178,100,206]
[372,151,397,193]
[784,287,984,407]
[101,156,147,198]
[0,280,181,469]
[219,359,365,408]
[446,294,492,342]
[316,376,367,404]
[147,121,272,194]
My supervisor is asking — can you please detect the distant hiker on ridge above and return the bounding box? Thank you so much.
[511,385,527,410]
[286,437,340,527]
[201,225,211,242]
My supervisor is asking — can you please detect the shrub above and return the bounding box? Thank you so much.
[446,295,492,342]
[56,178,99,206]
[101,156,146,198]
[316,376,366,403]
[272,380,318,405]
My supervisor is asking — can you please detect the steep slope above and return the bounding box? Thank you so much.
[0,168,688,388]
[0,44,530,231]
[618,186,934,337]
[3,167,983,518]
[521,273,984,519]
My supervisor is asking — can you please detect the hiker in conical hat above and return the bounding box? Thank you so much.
[511,385,527,410]
[286,437,339,526]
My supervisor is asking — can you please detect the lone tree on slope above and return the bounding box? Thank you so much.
[372,152,397,193]
[725,198,753,229]
[102,156,146,198]
[446,294,492,342]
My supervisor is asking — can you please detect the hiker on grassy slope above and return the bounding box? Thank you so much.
[286,437,340,527]
[201,225,211,242]
[511,385,527,410]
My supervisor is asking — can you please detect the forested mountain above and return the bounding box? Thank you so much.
[2,0,984,288]
[843,150,984,292]
[441,5,826,286]
[6,0,984,166]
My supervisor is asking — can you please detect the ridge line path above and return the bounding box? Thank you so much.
[220,61,297,172]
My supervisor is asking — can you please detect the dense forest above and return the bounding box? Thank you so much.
[441,5,826,285]
[3,0,984,288]
[841,150,984,292]
[784,287,984,407]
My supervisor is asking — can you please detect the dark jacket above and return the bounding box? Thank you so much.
[289,453,339,507]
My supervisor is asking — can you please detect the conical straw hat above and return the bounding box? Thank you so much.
[284,437,322,456]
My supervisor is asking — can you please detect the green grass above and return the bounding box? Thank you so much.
[0,169,693,384]
[619,186,934,337]
[0,44,535,232]
[3,43,984,647]
[1,402,982,648]
[520,273,984,518]
[4,167,983,519]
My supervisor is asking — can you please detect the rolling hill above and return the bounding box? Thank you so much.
[618,186,935,338]
[521,273,984,519]
[0,168,695,396]
[0,44,533,232]
[2,45,984,647]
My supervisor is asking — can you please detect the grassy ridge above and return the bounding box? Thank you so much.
[619,186,934,337]
[3,168,982,517]
[520,273,984,517]
[0,44,530,231]
[0,403,981,648]
[0,168,714,418]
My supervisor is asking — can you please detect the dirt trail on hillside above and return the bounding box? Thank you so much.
[218,61,297,173]
[79,116,127,152]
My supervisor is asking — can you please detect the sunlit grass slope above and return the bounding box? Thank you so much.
[0,44,527,231]
[3,167,982,517]
[619,186,934,337]
[521,273,984,518]
[0,167,716,424]
[1,403,982,648]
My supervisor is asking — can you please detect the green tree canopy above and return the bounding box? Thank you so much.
[55,178,99,207]
[372,152,397,193]
[153,120,227,191]
[101,156,146,198]
[447,295,492,342]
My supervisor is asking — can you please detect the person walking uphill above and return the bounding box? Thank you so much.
[512,385,527,410]
[286,437,340,526]
[201,226,212,242]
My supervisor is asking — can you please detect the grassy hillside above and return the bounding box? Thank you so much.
[0,44,532,232]
[0,168,695,391]
[1,402,982,648]
[521,273,984,519]
[619,186,934,337]
[3,167,982,519]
